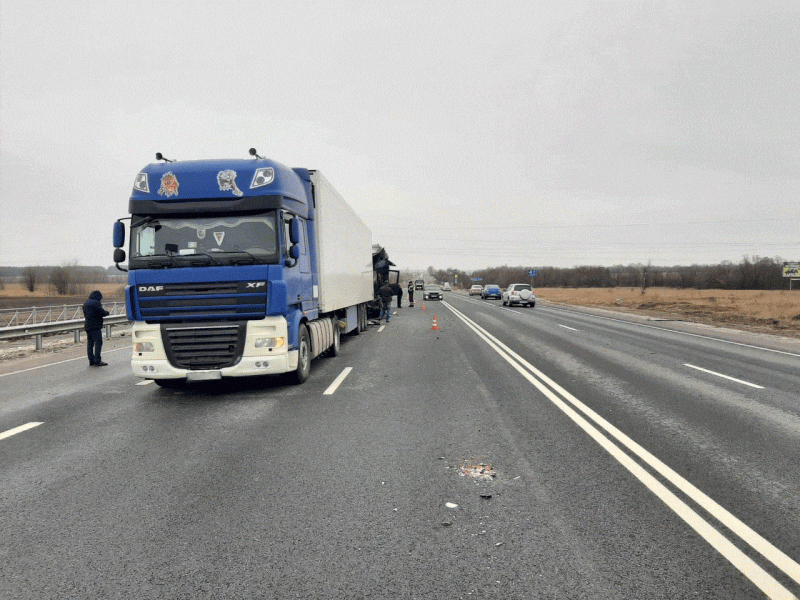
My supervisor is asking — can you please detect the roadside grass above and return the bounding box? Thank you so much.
[0,282,126,309]
[537,287,800,336]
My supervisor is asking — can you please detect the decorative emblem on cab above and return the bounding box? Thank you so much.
[217,170,243,197]
[158,172,179,197]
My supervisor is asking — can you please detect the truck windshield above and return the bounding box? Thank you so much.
[129,212,279,268]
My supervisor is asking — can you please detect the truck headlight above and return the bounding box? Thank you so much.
[134,342,155,352]
[255,337,286,349]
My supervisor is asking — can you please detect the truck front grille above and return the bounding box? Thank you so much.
[162,323,245,370]
[137,282,266,322]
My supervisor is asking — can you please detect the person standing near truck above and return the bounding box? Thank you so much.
[82,290,109,367]
[407,281,415,307]
[378,283,394,322]
[391,282,403,308]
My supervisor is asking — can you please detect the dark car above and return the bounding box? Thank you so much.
[481,284,501,300]
[423,284,443,301]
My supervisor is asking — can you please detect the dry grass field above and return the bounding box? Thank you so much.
[0,282,125,309]
[2,282,800,338]
[538,287,800,338]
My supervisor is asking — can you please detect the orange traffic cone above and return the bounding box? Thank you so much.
[421,303,427,311]
[431,315,440,330]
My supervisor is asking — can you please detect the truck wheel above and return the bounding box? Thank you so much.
[329,320,341,356]
[292,325,311,384]
[354,304,365,334]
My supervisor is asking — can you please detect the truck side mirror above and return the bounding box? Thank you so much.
[113,221,126,248]
[284,244,299,267]
[113,248,126,263]
[289,218,301,244]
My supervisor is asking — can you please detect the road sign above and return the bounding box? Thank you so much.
[528,269,537,277]
[783,262,799,277]
[471,277,482,282]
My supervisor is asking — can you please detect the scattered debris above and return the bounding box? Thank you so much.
[459,458,497,481]
[445,502,458,509]
[479,493,492,500]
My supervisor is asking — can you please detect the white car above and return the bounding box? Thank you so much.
[468,285,483,296]
[442,282,452,291]
[502,283,536,307]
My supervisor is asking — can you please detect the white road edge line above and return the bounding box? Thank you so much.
[546,305,800,358]
[684,364,765,389]
[323,367,353,395]
[0,345,132,378]
[136,380,154,386]
[443,301,800,599]
[0,422,43,441]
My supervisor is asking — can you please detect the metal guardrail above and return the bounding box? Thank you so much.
[0,315,130,350]
[0,301,126,328]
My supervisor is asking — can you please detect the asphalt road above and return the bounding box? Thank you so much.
[1,294,799,599]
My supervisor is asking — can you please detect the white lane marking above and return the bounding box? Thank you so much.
[546,306,800,358]
[558,324,579,331]
[0,346,132,378]
[323,367,353,395]
[378,325,386,332]
[444,302,800,598]
[684,364,765,389]
[136,380,154,386]
[0,422,43,441]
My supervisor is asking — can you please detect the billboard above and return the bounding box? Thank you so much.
[782,262,799,278]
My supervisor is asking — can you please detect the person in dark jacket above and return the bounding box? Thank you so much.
[390,282,403,308]
[83,290,110,366]
[378,283,394,322]
[407,281,415,307]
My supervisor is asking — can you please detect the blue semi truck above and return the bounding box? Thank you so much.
[113,150,380,386]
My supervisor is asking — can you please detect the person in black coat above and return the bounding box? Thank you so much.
[407,281,415,307]
[378,283,394,322]
[390,282,403,308]
[83,290,110,366]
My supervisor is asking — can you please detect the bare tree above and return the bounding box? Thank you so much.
[49,266,70,295]
[23,266,37,292]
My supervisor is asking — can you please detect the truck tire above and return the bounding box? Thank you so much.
[329,320,341,356]
[354,303,367,334]
[292,324,311,384]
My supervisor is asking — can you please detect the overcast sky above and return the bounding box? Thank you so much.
[1,0,798,271]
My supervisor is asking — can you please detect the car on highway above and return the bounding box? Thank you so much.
[414,279,425,290]
[502,283,536,307]
[442,282,452,291]
[468,285,483,296]
[423,284,443,301]
[481,284,502,300]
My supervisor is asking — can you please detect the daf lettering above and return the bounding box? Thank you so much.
[139,285,164,292]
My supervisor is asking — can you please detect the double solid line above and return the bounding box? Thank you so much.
[444,301,799,600]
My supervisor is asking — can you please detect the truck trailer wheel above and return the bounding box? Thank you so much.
[329,321,341,356]
[354,303,367,335]
[292,324,311,384]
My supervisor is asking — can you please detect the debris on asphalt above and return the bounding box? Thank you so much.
[459,458,497,481]
[445,502,458,509]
